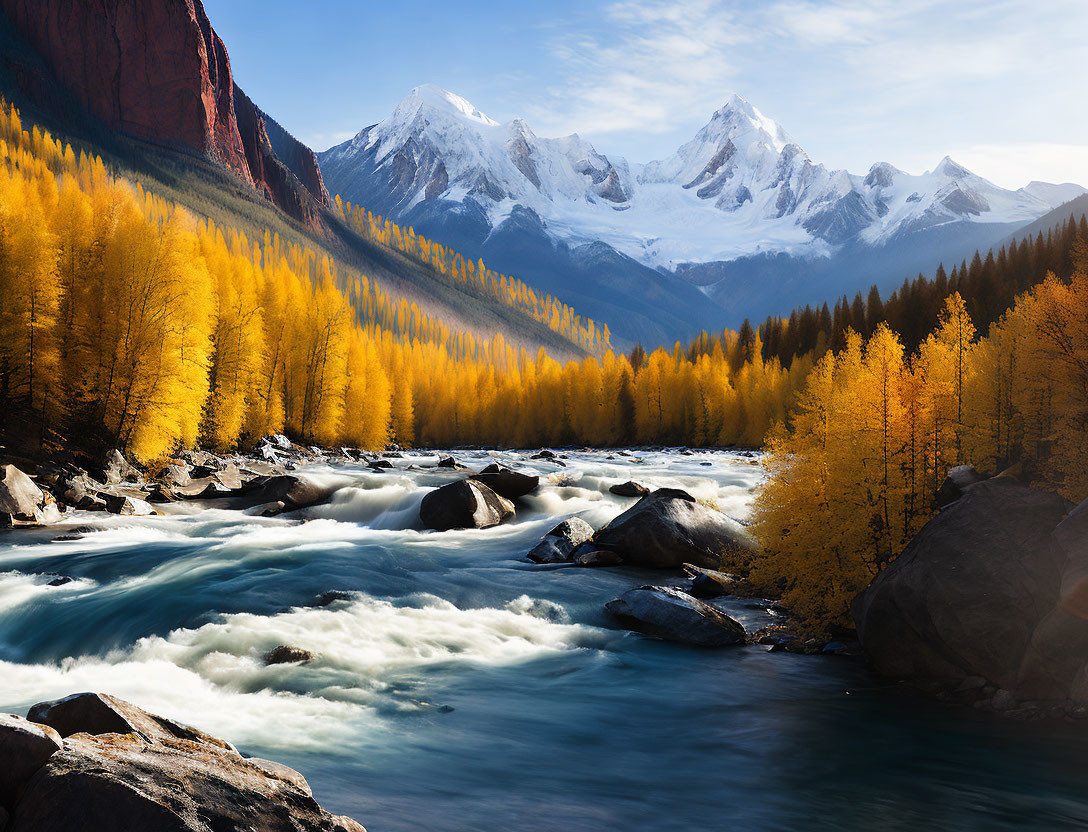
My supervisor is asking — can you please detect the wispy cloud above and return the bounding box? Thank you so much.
[523,0,1088,184]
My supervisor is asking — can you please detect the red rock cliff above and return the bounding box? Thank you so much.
[1,0,330,226]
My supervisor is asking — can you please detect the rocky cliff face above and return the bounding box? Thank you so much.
[0,0,329,228]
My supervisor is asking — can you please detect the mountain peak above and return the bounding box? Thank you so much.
[933,156,969,179]
[401,84,499,127]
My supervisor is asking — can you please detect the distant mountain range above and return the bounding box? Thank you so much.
[320,85,1085,342]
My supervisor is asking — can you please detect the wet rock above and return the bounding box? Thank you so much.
[246,475,338,511]
[420,480,514,531]
[574,549,624,567]
[26,693,233,751]
[470,464,539,500]
[592,488,758,569]
[606,586,746,647]
[101,493,154,516]
[46,576,73,587]
[436,456,463,469]
[313,590,355,607]
[609,481,649,498]
[264,645,313,665]
[853,479,1071,693]
[9,694,365,832]
[251,501,288,517]
[682,563,743,598]
[934,464,985,509]
[530,450,556,460]
[526,517,594,564]
[51,526,96,543]
[369,459,393,470]
[0,713,63,810]
[145,483,179,503]
[0,464,43,518]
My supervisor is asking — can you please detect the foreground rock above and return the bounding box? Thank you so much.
[853,478,1079,701]
[2,693,365,831]
[420,479,515,531]
[606,586,746,647]
[0,465,44,519]
[470,464,539,500]
[526,517,594,563]
[592,488,757,568]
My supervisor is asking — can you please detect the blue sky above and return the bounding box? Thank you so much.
[205,0,1088,189]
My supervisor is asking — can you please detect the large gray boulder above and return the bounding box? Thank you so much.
[853,479,1072,693]
[606,586,746,647]
[8,694,365,832]
[0,465,44,518]
[420,479,514,531]
[526,517,594,563]
[470,464,539,500]
[592,488,757,568]
[244,475,338,512]
[0,714,63,810]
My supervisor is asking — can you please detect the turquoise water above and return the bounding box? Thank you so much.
[2,450,1087,831]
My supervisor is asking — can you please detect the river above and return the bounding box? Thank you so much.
[2,450,1087,831]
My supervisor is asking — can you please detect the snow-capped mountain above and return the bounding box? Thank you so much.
[319,85,1085,338]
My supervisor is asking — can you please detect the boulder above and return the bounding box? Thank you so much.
[605,586,746,647]
[246,475,338,511]
[26,693,235,755]
[853,479,1071,693]
[436,456,462,469]
[264,645,313,665]
[933,464,985,509]
[0,465,43,518]
[0,714,63,810]
[526,518,595,564]
[609,480,649,498]
[101,493,154,516]
[682,563,744,598]
[8,694,365,832]
[101,450,136,486]
[369,459,393,470]
[470,464,539,500]
[160,464,192,488]
[420,480,514,531]
[592,488,758,569]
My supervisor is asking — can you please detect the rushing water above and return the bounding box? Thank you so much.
[2,450,1088,831]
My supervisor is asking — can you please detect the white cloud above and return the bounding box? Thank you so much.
[520,0,1088,186]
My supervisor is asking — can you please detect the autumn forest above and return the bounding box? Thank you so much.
[2,100,1088,626]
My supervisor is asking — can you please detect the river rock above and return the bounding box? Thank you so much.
[682,563,744,598]
[0,714,63,810]
[609,480,649,497]
[574,549,624,567]
[526,517,595,563]
[26,692,233,751]
[0,465,43,519]
[592,488,758,569]
[101,493,154,516]
[853,479,1072,694]
[264,645,313,665]
[159,463,192,488]
[8,694,366,832]
[605,586,746,647]
[470,464,539,500]
[245,475,338,511]
[420,479,514,531]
